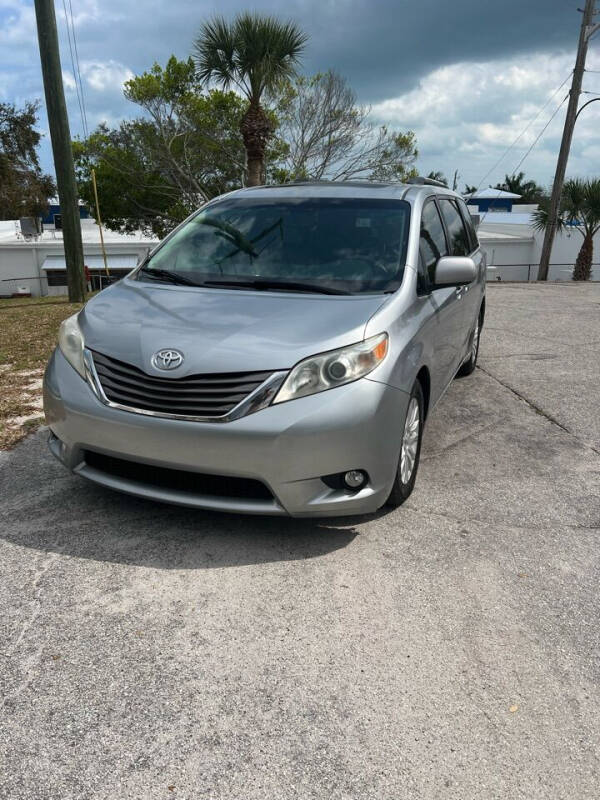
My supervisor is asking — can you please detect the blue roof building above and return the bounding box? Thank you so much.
[41,197,90,226]
[466,188,522,214]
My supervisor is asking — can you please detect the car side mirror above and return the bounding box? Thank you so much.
[434,256,477,288]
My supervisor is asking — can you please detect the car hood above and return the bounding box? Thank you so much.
[79,278,389,375]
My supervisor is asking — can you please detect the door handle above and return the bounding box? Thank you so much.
[455,287,463,298]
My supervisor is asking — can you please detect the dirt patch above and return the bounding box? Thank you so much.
[0,300,85,449]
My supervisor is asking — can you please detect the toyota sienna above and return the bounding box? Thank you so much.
[44,179,485,517]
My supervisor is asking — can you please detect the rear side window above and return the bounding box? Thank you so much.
[420,200,448,284]
[439,199,471,257]
[456,197,479,252]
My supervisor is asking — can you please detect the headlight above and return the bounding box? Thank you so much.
[273,332,388,404]
[58,313,86,378]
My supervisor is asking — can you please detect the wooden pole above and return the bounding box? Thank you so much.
[537,0,596,280]
[34,0,86,302]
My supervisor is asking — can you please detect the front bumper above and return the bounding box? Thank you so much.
[44,348,409,517]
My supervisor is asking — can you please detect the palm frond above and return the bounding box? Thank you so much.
[561,178,587,224]
[531,204,549,233]
[583,178,600,235]
[193,13,307,103]
[193,17,238,91]
[532,178,600,238]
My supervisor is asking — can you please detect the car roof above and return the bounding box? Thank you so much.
[224,181,462,204]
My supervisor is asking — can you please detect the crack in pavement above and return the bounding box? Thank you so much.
[476,364,600,457]
[482,327,600,350]
[403,505,600,532]
[421,420,499,460]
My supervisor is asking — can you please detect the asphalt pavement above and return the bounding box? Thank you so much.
[1,283,599,799]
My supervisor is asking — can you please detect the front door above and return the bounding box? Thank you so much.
[418,199,464,404]
[438,197,481,357]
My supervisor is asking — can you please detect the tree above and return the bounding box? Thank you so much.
[463,184,477,195]
[74,124,178,237]
[0,101,55,220]
[271,70,417,183]
[193,12,307,186]
[73,58,251,236]
[495,172,546,204]
[532,178,600,281]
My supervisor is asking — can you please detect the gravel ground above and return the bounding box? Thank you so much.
[1,283,599,799]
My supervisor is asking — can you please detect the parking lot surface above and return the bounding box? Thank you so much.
[1,283,599,799]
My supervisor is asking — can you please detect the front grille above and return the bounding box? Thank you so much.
[83,450,274,501]
[90,350,273,418]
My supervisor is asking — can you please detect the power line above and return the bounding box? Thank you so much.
[479,93,569,224]
[67,0,88,138]
[510,95,569,175]
[474,71,573,192]
[60,0,86,138]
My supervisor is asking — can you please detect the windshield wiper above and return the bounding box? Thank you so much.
[138,266,200,287]
[202,279,351,296]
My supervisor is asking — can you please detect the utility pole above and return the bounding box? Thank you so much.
[34,0,86,302]
[538,0,599,281]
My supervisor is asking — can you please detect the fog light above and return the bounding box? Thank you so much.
[344,470,366,489]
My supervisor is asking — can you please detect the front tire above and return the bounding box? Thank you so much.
[385,380,424,509]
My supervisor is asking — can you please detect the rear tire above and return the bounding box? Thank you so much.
[385,380,424,509]
[457,310,481,377]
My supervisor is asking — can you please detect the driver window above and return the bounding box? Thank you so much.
[420,200,448,286]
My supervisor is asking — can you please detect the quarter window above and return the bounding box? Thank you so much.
[419,200,448,285]
[439,199,471,257]
[456,197,479,252]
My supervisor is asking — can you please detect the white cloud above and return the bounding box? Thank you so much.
[0,1,36,63]
[370,49,600,187]
[82,60,134,93]
[62,70,77,92]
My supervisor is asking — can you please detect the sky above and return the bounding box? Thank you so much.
[1,0,599,191]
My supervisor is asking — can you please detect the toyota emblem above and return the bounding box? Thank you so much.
[151,349,184,371]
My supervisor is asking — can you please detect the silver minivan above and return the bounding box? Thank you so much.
[44,180,485,517]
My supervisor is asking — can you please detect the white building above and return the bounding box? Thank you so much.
[478,209,600,281]
[0,218,158,297]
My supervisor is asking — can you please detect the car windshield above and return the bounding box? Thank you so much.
[138,196,410,295]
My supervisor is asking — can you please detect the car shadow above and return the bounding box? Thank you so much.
[2,465,375,570]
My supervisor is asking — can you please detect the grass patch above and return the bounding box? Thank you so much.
[0,299,86,449]
[0,293,72,308]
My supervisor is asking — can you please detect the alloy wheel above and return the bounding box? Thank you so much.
[400,396,420,484]
[471,318,480,363]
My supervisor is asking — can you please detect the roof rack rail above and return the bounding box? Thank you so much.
[407,176,448,188]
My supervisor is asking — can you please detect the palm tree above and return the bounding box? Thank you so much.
[496,172,546,204]
[193,13,307,186]
[532,178,600,281]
